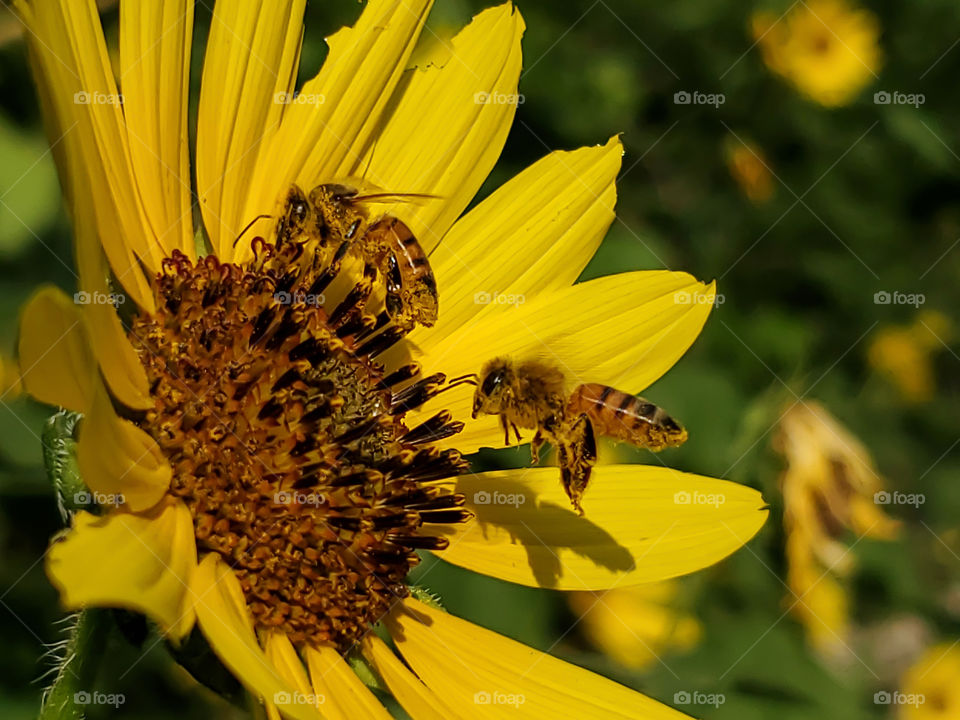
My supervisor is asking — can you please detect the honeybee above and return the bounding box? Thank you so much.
[304,183,439,332]
[471,358,687,514]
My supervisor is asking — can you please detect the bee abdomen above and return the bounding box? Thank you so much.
[567,383,687,450]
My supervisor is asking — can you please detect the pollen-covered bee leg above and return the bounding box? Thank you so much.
[558,414,597,516]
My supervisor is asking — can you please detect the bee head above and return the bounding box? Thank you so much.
[472,358,512,418]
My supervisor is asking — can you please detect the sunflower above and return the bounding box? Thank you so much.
[775,402,898,659]
[16,1,767,717]
[752,0,881,107]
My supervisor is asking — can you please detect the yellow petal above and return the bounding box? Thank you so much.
[15,0,156,307]
[17,286,96,412]
[46,498,196,638]
[387,598,693,719]
[196,0,306,259]
[191,554,323,720]
[406,271,715,454]
[119,0,195,258]
[77,379,170,512]
[421,137,621,344]
[362,635,463,720]
[238,0,432,262]
[428,465,767,590]
[305,644,393,720]
[346,3,525,251]
[75,219,153,410]
[265,633,323,718]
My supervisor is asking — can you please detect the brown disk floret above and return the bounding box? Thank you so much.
[126,232,468,650]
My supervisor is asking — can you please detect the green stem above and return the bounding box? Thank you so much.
[38,609,111,720]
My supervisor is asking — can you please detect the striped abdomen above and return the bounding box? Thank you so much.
[567,383,687,451]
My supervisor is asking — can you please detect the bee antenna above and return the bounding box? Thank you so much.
[233,214,273,248]
[432,374,478,397]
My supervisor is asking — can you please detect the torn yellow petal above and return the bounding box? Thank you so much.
[47,498,196,638]
[192,554,323,720]
[423,137,621,345]
[77,379,171,512]
[388,598,693,719]
[18,286,96,412]
[196,0,306,259]
[305,644,393,720]
[428,465,767,590]
[119,0,195,258]
[362,635,462,720]
[348,3,525,251]
[408,271,715,453]
[238,0,432,262]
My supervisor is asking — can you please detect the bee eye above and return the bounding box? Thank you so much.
[480,369,506,397]
[293,203,307,222]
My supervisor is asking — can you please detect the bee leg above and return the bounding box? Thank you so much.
[511,422,523,443]
[531,429,544,464]
[559,415,597,516]
[500,414,511,446]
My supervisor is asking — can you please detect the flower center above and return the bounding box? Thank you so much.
[127,233,468,650]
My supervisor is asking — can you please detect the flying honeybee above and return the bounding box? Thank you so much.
[471,358,688,514]
[303,183,438,332]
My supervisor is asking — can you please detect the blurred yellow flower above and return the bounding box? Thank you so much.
[898,642,960,719]
[725,138,774,204]
[868,311,952,404]
[752,0,881,107]
[0,353,21,399]
[776,402,899,657]
[569,581,702,670]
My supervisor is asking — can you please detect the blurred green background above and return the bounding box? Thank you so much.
[1,0,959,718]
